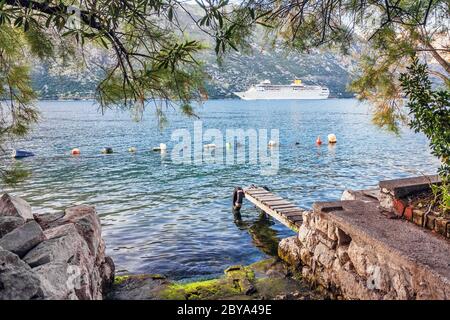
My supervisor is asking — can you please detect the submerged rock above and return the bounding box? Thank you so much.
[108,258,322,300]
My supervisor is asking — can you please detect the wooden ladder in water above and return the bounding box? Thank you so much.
[243,187,304,232]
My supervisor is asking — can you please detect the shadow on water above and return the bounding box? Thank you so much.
[232,208,280,257]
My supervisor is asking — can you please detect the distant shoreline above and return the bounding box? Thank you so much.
[35,96,354,102]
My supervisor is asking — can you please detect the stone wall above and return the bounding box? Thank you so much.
[278,200,450,300]
[0,194,115,300]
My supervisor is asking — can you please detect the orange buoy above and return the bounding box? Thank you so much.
[71,148,80,155]
[316,136,322,145]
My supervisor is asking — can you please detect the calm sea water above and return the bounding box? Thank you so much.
[5,99,439,279]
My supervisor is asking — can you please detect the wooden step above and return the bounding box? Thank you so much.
[243,186,304,232]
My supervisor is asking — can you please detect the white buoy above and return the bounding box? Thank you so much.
[128,147,137,153]
[153,143,167,152]
[327,134,337,144]
[268,140,277,147]
[204,143,216,149]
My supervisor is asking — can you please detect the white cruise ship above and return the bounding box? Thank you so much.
[234,79,329,100]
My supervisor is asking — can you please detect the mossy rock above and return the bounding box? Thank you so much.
[114,274,166,285]
[159,265,258,300]
[248,258,279,273]
[224,265,255,282]
[108,259,321,300]
[160,278,242,300]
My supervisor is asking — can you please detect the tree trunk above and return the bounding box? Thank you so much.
[421,40,450,75]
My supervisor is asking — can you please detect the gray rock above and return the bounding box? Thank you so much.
[0,248,43,300]
[54,205,102,256]
[33,211,65,230]
[100,256,115,293]
[31,221,109,300]
[0,202,114,300]
[43,223,77,240]
[0,193,33,221]
[0,216,25,238]
[107,275,171,300]
[23,224,80,267]
[0,221,45,257]
[33,261,77,300]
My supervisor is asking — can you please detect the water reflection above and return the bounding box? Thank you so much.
[233,209,279,256]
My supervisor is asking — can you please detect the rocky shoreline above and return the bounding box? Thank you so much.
[0,194,114,300]
[4,175,447,300]
[0,192,320,300]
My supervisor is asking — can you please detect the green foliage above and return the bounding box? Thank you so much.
[400,56,450,212]
[400,57,450,176]
[0,0,215,185]
[1,163,30,187]
[0,24,39,186]
[431,180,450,214]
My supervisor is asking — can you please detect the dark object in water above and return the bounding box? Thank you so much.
[233,186,244,212]
[12,150,35,158]
[101,147,113,154]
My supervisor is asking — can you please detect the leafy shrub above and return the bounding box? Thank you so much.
[400,56,450,213]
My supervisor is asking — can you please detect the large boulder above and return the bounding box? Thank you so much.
[0,221,45,257]
[0,216,25,238]
[33,212,65,230]
[32,222,100,300]
[37,206,102,256]
[0,248,43,300]
[43,223,77,240]
[0,193,33,221]
[0,195,115,300]
[32,207,115,299]
[33,261,78,300]
[23,224,82,268]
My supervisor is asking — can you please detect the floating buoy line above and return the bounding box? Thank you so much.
[11,134,337,158]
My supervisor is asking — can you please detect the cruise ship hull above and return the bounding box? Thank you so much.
[234,89,329,100]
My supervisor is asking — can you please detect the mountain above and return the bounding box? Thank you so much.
[31,47,355,100]
[30,9,356,100]
[201,46,354,98]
